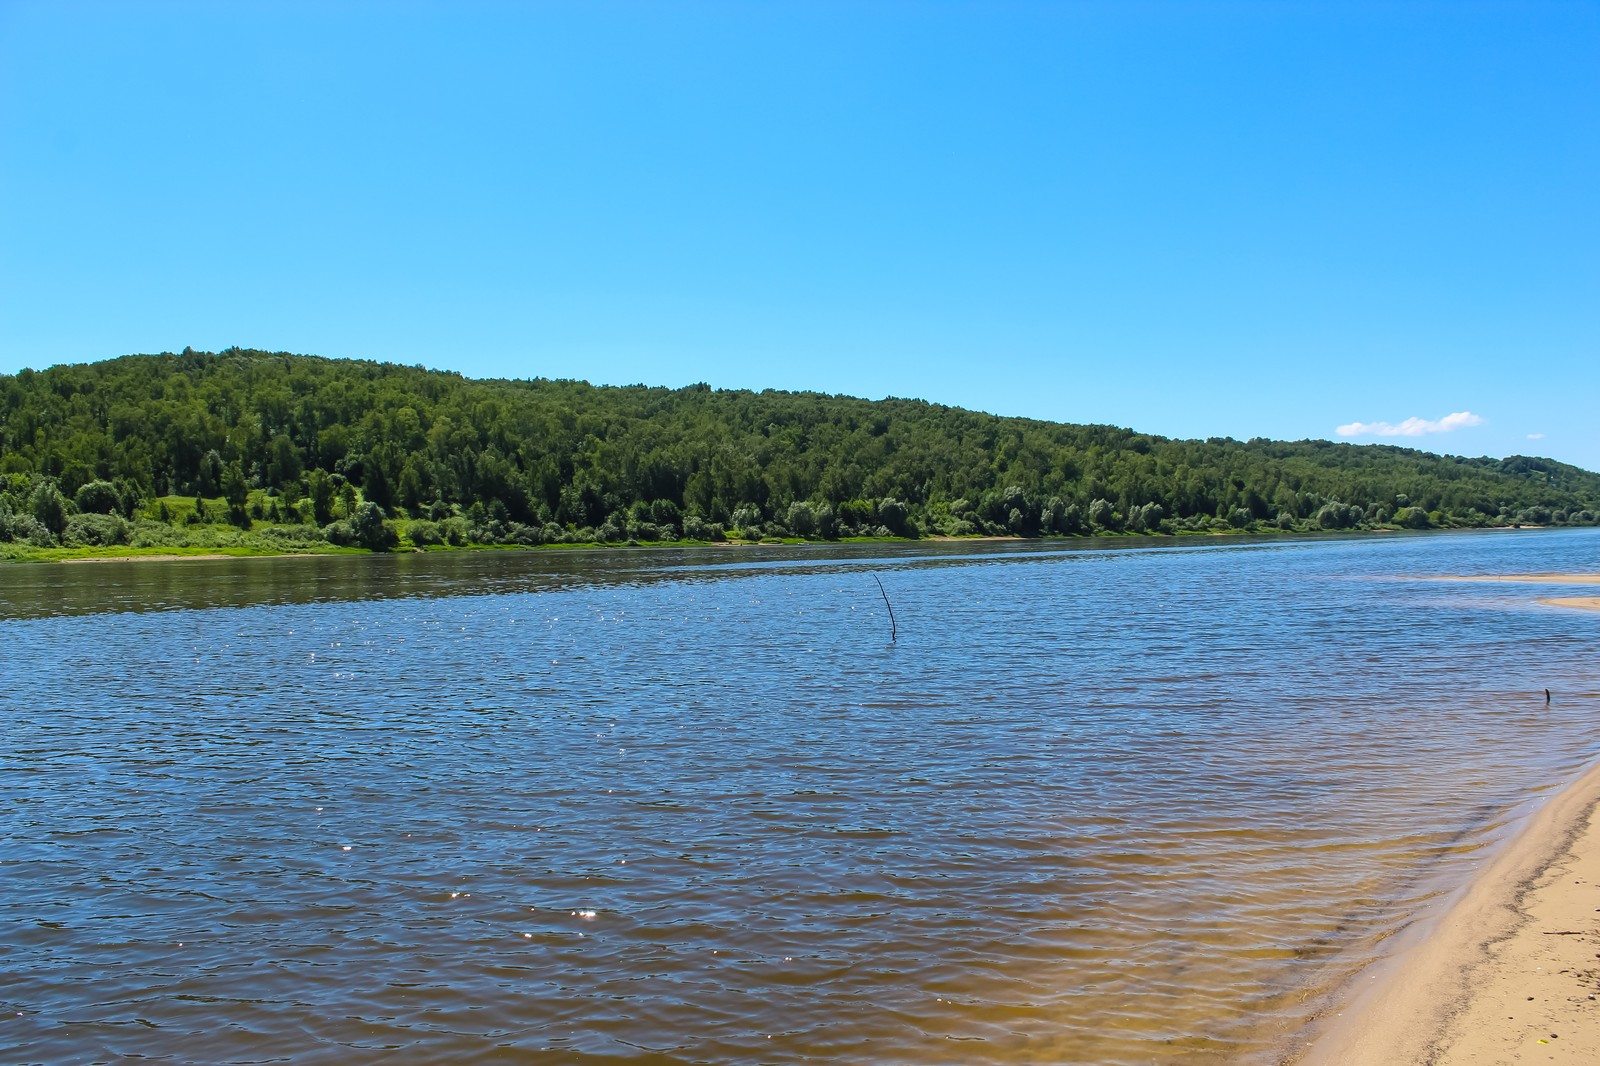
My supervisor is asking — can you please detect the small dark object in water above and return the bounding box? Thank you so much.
[872,573,897,642]
[1546,688,1552,703]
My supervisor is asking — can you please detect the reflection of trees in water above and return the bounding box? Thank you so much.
[0,534,1310,622]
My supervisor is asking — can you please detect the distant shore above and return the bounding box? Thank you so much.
[0,530,1248,565]
[1293,757,1600,1064]
[59,551,282,564]
[2,524,1568,566]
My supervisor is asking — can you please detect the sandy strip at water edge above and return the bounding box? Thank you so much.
[1426,573,1600,585]
[1413,574,1600,612]
[1291,756,1600,1065]
[57,552,294,564]
[1540,597,1600,612]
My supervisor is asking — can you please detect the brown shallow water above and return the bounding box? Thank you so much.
[4,529,1600,1064]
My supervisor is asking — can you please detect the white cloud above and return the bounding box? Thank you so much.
[1335,411,1484,438]
[1527,432,1546,440]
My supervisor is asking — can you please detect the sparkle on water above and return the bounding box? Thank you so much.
[4,529,1600,1064]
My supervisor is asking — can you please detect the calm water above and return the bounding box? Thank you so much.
[5,530,1600,1065]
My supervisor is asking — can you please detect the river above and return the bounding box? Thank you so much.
[5,529,1599,1064]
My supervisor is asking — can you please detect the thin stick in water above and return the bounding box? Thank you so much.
[873,573,897,642]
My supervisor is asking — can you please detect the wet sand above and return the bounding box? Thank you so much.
[1295,758,1600,1064]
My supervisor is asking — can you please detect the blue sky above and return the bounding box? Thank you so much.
[2,1,1596,470]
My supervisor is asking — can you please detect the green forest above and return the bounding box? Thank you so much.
[2,348,1597,557]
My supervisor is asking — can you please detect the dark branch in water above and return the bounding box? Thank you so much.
[873,573,897,642]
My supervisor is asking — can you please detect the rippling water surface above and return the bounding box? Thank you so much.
[5,530,1600,1064]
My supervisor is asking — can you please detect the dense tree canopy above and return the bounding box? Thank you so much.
[1,348,1596,551]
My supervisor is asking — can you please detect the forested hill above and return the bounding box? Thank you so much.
[2,348,1598,550]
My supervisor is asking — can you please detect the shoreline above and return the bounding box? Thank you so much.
[1292,757,1600,1064]
[3,524,1569,566]
[58,551,288,564]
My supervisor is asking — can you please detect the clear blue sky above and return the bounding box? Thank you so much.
[2,1,1596,469]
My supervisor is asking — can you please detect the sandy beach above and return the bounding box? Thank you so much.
[1294,757,1600,1064]
[1296,568,1600,1062]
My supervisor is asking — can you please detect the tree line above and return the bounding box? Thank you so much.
[2,347,1597,551]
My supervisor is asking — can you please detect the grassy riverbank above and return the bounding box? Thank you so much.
[0,515,1542,565]
[0,529,936,563]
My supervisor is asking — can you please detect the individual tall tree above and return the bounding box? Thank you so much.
[222,461,250,527]
[306,469,335,525]
[30,479,68,538]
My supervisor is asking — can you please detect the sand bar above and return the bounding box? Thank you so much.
[1427,573,1600,585]
[1540,597,1600,612]
[1412,573,1600,611]
[1294,758,1600,1064]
